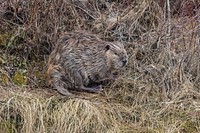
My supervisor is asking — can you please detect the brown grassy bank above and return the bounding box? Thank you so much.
[0,0,200,132]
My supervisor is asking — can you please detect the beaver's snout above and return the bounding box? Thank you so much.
[122,57,128,66]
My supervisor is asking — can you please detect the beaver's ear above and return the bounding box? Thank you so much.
[105,45,110,51]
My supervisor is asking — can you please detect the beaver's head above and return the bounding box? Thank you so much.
[105,42,128,69]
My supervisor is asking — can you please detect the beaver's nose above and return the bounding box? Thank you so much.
[122,58,128,66]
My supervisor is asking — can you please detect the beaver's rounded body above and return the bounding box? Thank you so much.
[47,31,128,95]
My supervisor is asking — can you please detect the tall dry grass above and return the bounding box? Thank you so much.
[0,0,200,133]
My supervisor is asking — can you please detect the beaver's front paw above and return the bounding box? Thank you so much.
[92,84,103,92]
[80,85,103,93]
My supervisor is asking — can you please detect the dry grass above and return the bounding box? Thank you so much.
[0,86,199,133]
[0,0,200,133]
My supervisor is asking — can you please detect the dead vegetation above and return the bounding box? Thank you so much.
[0,0,200,132]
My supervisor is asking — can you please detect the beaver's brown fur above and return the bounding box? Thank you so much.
[47,31,128,95]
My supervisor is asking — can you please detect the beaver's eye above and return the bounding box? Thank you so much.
[105,45,110,50]
[114,52,118,55]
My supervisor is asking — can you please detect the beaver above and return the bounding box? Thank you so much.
[47,31,128,95]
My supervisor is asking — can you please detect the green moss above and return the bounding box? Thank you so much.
[0,33,10,46]
[0,31,26,47]
[12,71,27,87]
